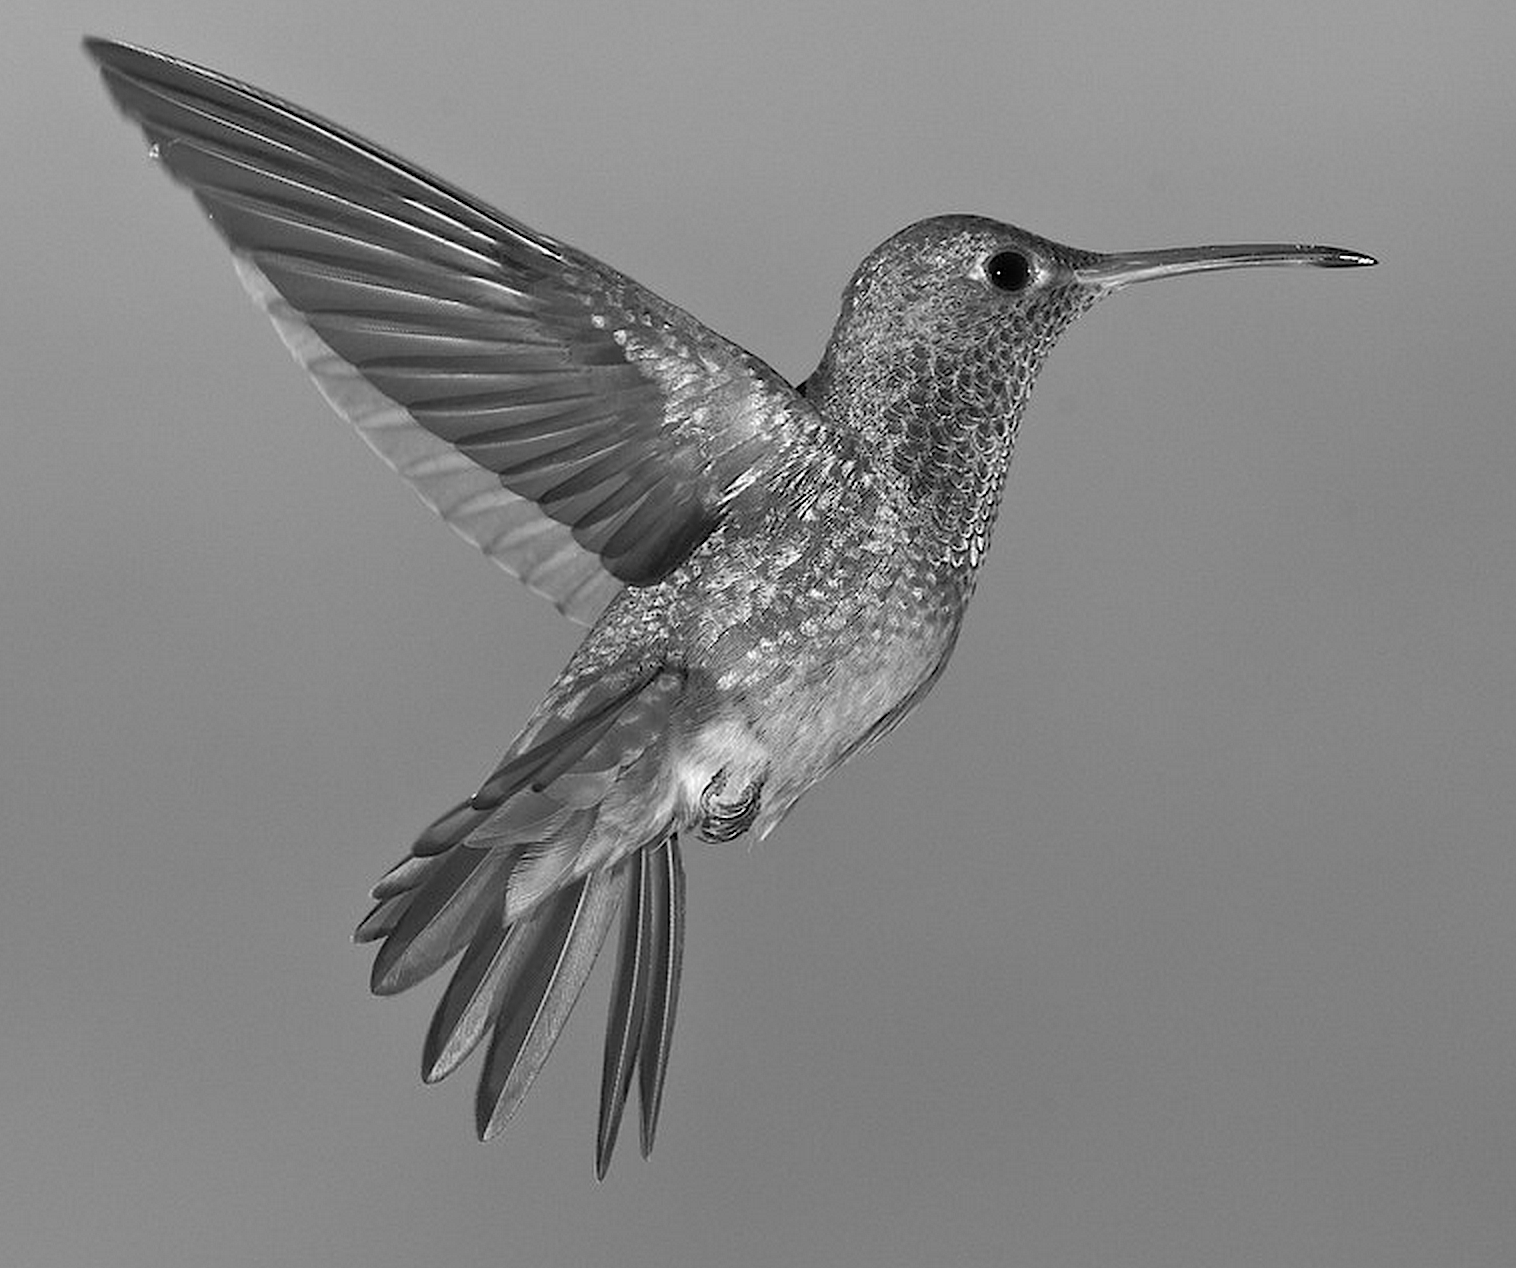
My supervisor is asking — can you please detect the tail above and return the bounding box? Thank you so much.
[355,666,688,1175]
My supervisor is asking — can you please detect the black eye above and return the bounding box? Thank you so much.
[985,250,1032,292]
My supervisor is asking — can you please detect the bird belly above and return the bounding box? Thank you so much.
[671,610,958,842]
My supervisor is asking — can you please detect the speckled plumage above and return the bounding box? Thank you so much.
[88,38,1373,1176]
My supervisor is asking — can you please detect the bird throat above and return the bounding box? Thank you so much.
[805,286,1100,590]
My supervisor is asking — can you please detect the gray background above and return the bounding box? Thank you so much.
[4,1,1514,1265]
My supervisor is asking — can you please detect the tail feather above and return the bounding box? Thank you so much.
[636,836,686,1157]
[594,837,691,1170]
[595,836,687,1175]
[475,864,628,1140]
[503,852,579,924]
[370,850,442,900]
[409,799,494,859]
[597,846,654,1175]
[420,908,514,1084]
[354,664,691,1169]
[370,848,511,995]
[356,846,465,941]
[354,891,408,944]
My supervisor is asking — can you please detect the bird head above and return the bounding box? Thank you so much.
[804,215,1372,575]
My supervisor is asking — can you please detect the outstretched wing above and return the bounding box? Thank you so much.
[87,39,824,623]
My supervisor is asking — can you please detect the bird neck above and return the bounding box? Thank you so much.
[803,329,1040,586]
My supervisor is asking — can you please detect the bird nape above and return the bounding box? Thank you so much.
[86,37,1374,1177]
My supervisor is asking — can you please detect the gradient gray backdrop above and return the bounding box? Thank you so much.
[5,2,1514,1265]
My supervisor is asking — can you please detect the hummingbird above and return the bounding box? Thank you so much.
[87,38,1374,1177]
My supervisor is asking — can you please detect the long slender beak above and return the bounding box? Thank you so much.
[1074,242,1376,291]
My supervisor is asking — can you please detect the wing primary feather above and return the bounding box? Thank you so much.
[637,836,686,1157]
[249,249,542,322]
[87,38,829,626]
[88,41,560,262]
[160,140,504,273]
